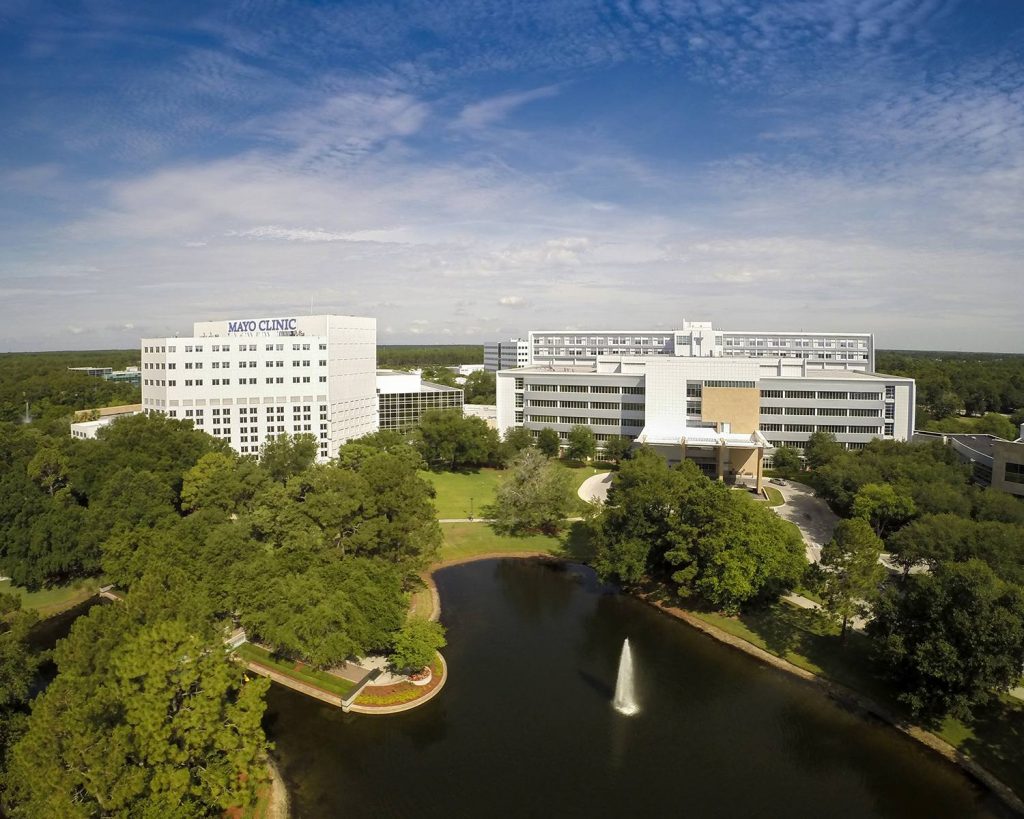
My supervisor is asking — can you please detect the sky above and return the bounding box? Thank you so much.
[1,0,1022,353]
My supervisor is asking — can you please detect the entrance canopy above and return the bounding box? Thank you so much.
[636,424,768,449]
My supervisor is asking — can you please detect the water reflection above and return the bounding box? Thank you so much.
[265,559,1007,819]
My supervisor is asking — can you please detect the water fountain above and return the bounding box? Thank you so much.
[612,638,639,716]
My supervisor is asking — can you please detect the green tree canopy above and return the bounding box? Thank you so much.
[868,560,1024,720]
[4,609,269,817]
[566,425,597,462]
[258,432,318,483]
[851,482,917,538]
[488,448,575,535]
[390,618,446,672]
[536,428,561,458]
[818,518,885,640]
[804,431,843,468]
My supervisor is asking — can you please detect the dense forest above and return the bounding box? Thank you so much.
[378,344,482,368]
[780,432,1024,719]
[878,350,1024,438]
[0,351,141,424]
[0,414,446,814]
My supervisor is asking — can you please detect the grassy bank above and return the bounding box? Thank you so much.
[438,521,595,565]
[0,578,101,618]
[233,642,356,698]
[422,462,608,520]
[676,593,1024,801]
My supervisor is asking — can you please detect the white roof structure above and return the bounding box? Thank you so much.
[636,424,768,449]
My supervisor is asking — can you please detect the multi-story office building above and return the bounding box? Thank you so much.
[484,339,530,371]
[376,370,463,432]
[524,319,875,370]
[140,315,377,461]
[496,356,914,490]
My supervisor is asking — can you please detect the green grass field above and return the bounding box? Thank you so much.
[420,468,505,519]
[233,642,356,697]
[0,578,101,618]
[438,521,596,564]
[422,462,609,519]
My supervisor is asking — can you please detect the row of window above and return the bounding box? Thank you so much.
[533,336,670,346]
[520,383,645,395]
[725,337,868,348]
[144,342,328,355]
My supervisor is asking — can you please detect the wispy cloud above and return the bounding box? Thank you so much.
[455,85,560,130]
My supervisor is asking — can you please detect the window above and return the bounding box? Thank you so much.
[817,391,848,400]
[591,417,617,425]
[686,383,702,398]
[622,403,643,412]
[705,380,755,389]
[884,422,895,436]
[850,391,881,401]
[760,406,783,415]
[817,408,847,416]
[622,386,644,395]
[785,390,815,399]
[1004,463,1024,485]
[785,407,815,416]
[760,389,783,398]
[885,386,896,399]
[884,404,895,419]
[784,424,814,433]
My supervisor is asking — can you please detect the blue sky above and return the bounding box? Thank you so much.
[1,0,1022,352]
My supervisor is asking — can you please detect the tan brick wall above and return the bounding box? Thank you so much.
[701,386,760,434]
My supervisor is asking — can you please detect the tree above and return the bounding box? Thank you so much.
[502,426,534,455]
[390,618,446,672]
[258,433,317,482]
[230,557,408,668]
[804,431,843,468]
[851,482,916,538]
[462,370,496,404]
[886,513,971,578]
[416,410,499,470]
[601,435,632,463]
[771,446,801,472]
[868,560,1024,720]
[818,518,884,640]
[5,612,270,817]
[974,412,1017,440]
[489,449,575,535]
[536,428,560,458]
[26,446,69,496]
[181,451,268,515]
[565,425,596,462]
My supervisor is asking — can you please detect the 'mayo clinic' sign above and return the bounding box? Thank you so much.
[227,318,298,333]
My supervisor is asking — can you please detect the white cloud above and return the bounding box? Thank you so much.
[455,85,561,130]
[498,295,526,306]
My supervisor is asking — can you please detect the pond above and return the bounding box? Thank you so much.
[265,559,1010,818]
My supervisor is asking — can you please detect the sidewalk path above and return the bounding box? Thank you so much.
[577,472,613,505]
[770,481,839,563]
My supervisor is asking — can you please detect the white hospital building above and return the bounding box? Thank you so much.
[495,320,911,491]
[524,319,874,370]
[140,315,377,461]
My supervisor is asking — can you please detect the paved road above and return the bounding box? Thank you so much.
[578,472,613,505]
[770,481,839,563]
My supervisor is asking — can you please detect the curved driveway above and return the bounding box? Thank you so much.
[578,472,613,505]
[770,481,838,563]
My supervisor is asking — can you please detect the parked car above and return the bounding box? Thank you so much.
[770,478,787,486]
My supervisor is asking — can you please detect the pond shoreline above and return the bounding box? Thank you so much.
[426,553,1024,817]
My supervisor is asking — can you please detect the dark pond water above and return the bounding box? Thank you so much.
[265,559,1011,819]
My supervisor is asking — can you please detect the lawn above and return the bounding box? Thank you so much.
[420,468,505,519]
[423,461,611,519]
[0,578,101,618]
[233,642,356,697]
[438,521,596,565]
[761,486,785,506]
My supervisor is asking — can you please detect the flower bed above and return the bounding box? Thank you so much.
[355,654,444,707]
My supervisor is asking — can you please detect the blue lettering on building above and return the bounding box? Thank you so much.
[227,318,297,334]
